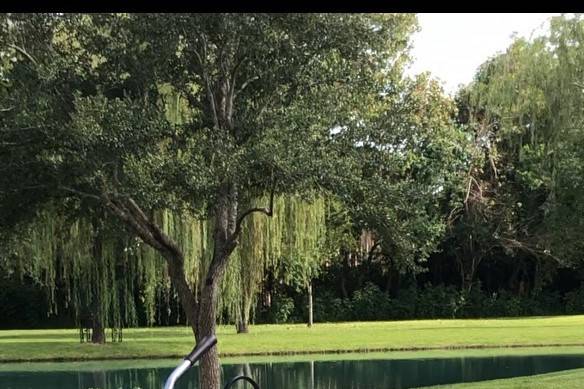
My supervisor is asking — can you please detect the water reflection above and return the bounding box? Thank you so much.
[2,354,584,389]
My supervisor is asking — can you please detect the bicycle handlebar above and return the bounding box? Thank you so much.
[163,335,218,389]
[184,335,218,366]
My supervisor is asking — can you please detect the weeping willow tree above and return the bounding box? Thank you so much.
[279,196,327,327]
[128,78,328,333]
[141,194,327,334]
[451,14,584,292]
[0,60,193,343]
[2,207,163,343]
[220,195,327,332]
[1,82,328,336]
[155,87,329,332]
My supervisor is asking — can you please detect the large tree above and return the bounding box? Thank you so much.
[1,13,421,387]
[450,14,584,293]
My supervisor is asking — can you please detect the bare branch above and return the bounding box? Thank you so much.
[191,34,220,129]
[101,194,164,253]
[9,44,39,66]
[498,236,563,263]
[0,185,48,193]
[366,241,381,263]
[464,174,473,207]
[232,185,276,240]
[60,186,102,201]
[125,197,183,258]
[0,126,44,133]
[227,54,247,129]
[235,76,259,98]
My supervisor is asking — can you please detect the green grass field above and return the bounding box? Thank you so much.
[423,367,584,388]
[2,315,584,362]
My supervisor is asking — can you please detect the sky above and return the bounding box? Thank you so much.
[405,13,562,96]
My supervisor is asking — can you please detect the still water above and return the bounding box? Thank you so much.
[2,353,584,389]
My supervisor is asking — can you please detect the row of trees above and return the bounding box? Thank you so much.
[2,13,584,388]
[447,14,584,293]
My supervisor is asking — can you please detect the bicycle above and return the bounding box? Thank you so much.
[163,335,259,389]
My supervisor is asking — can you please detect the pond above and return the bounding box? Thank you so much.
[2,352,584,389]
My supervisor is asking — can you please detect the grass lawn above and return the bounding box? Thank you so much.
[2,315,584,362]
[423,367,584,388]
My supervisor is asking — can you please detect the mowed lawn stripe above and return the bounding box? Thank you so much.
[422,367,584,388]
[1,316,584,362]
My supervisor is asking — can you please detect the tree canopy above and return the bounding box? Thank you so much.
[3,13,460,388]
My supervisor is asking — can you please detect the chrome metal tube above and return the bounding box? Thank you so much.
[162,335,217,389]
[163,360,192,389]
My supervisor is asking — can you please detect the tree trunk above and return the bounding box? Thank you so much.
[197,281,222,389]
[456,251,481,294]
[197,183,238,389]
[461,270,471,293]
[91,323,105,344]
[150,176,240,389]
[340,249,349,299]
[236,291,251,334]
[460,264,476,294]
[91,217,106,345]
[91,312,106,344]
[165,246,224,389]
[236,304,250,334]
[237,321,249,333]
[307,281,313,328]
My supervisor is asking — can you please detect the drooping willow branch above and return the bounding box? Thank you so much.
[62,179,172,259]
[99,189,199,329]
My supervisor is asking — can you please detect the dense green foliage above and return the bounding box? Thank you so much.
[311,283,584,323]
[3,14,584,362]
[1,13,446,387]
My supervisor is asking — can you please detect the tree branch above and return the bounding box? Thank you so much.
[9,44,39,66]
[102,195,165,253]
[102,193,199,330]
[227,54,247,130]
[232,185,276,240]
[498,236,563,263]
[192,34,220,129]
[125,197,183,259]
[60,178,199,330]
[0,126,45,133]
[60,186,102,201]
[234,76,259,98]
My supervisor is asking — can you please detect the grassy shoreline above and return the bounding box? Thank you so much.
[2,315,584,363]
[422,368,584,388]
[4,346,584,372]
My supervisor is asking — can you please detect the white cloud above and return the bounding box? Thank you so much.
[405,13,562,96]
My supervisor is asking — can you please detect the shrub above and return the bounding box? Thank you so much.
[287,283,576,323]
[351,282,391,321]
[268,296,295,324]
[565,284,584,314]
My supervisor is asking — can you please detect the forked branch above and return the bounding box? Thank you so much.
[232,184,276,240]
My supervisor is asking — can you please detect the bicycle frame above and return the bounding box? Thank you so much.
[162,335,260,389]
[163,335,217,389]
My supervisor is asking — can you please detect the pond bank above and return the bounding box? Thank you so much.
[2,315,584,363]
